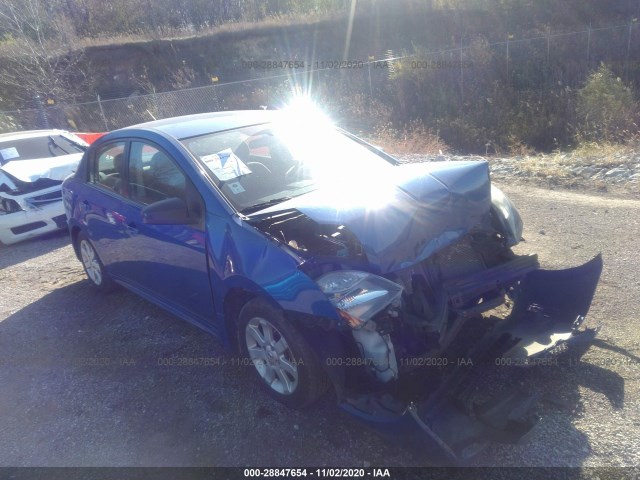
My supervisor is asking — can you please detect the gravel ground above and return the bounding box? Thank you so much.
[397,153,640,198]
[0,183,639,467]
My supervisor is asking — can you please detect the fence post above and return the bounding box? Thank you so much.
[506,37,510,85]
[152,86,160,118]
[212,82,221,111]
[546,27,551,63]
[97,94,109,131]
[385,49,395,80]
[367,55,373,99]
[586,24,591,65]
[460,39,464,101]
[34,95,50,129]
[625,20,634,81]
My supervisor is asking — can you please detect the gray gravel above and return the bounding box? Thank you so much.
[398,153,640,197]
[0,184,639,467]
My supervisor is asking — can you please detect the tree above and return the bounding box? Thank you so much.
[0,0,92,108]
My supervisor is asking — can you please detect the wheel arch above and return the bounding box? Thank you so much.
[221,282,340,354]
[222,287,256,353]
[70,224,82,260]
[221,281,285,349]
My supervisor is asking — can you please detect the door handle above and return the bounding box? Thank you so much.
[126,222,139,236]
[81,200,90,212]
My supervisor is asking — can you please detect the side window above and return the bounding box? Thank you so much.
[128,142,187,205]
[92,142,126,194]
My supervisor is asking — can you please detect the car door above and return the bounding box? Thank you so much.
[83,141,131,278]
[117,140,215,325]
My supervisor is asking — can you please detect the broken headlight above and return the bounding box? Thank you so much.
[491,185,523,246]
[317,270,403,328]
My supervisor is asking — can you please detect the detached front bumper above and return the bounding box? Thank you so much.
[340,255,603,464]
[0,188,67,245]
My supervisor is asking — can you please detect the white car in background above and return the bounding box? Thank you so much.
[0,130,89,245]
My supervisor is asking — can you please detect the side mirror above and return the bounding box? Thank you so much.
[142,197,195,225]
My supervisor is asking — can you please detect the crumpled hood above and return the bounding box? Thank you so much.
[0,169,17,191]
[0,153,83,184]
[252,161,492,273]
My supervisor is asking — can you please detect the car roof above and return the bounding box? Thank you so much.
[0,129,70,142]
[123,110,280,140]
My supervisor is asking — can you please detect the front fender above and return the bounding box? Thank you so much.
[206,212,341,332]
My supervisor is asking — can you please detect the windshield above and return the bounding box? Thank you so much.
[180,121,395,213]
[0,135,85,165]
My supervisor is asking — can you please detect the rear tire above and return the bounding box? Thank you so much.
[238,298,329,409]
[77,231,114,291]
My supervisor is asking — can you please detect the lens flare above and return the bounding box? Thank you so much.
[277,96,396,210]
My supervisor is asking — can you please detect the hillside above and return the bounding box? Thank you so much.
[1,0,639,152]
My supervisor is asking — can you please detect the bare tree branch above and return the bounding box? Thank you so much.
[0,0,93,107]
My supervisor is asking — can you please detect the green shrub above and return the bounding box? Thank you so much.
[576,64,638,142]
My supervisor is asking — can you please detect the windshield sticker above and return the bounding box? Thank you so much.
[227,181,245,194]
[0,147,19,161]
[201,148,251,181]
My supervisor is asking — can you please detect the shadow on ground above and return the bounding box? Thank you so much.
[0,276,626,467]
[0,229,69,270]
[0,280,414,466]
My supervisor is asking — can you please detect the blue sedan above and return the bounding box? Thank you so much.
[62,109,602,463]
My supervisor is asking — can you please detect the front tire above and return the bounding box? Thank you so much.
[238,298,329,408]
[77,231,114,291]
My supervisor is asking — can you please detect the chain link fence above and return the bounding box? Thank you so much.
[1,22,638,135]
[0,68,376,133]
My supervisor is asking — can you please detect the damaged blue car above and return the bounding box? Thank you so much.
[62,109,602,463]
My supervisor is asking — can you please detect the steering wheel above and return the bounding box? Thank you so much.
[246,162,272,176]
[285,162,310,183]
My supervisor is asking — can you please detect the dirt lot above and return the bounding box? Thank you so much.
[0,184,639,467]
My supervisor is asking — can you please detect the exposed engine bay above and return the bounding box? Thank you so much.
[249,204,602,463]
[249,206,539,379]
[248,209,366,260]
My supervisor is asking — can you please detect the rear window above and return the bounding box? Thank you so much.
[0,135,85,165]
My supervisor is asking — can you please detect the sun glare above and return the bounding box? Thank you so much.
[277,96,396,211]
[282,95,329,123]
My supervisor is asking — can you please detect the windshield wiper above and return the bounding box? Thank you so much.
[48,136,69,155]
[241,196,292,214]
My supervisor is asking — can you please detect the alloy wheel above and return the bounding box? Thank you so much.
[245,316,299,395]
[80,239,102,286]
